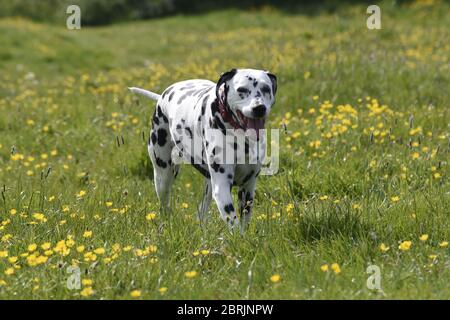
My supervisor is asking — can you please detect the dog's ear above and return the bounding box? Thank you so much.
[216,68,237,100]
[266,72,277,95]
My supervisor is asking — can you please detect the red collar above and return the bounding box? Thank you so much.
[217,93,244,130]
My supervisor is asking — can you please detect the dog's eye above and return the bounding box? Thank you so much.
[237,87,250,94]
[261,85,271,95]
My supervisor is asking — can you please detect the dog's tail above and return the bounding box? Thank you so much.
[128,87,161,101]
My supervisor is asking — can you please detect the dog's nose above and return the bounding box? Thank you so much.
[252,105,266,118]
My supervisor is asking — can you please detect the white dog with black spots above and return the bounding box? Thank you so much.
[129,68,277,232]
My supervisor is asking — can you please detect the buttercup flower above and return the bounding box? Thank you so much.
[399,241,412,251]
[270,274,281,283]
[130,290,141,298]
[331,263,341,274]
[379,243,390,252]
[185,271,198,278]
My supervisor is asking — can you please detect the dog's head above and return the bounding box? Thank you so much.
[216,68,277,132]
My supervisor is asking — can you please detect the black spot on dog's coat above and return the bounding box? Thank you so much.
[214,115,227,135]
[211,162,220,172]
[201,96,208,115]
[151,132,157,145]
[224,204,235,214]
[157,105,168,123]
[162,86,174,100]
[210,99,219,115]
[156,157,167,168]
[193,163,211,179]
[157,128,167,146]
[178,90,196,104]
[185,127,193,138]
[152,112,160,126]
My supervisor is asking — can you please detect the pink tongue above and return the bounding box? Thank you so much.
[246,118,265,130]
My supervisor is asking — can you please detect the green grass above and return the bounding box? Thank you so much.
[0,1,449,299]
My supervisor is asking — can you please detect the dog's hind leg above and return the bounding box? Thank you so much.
[198,178,212,223]
[148,104,178,211]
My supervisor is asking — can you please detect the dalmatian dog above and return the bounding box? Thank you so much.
[129,68,277,231]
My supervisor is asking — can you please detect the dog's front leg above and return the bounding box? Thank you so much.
[209,166,238,229]
[238,176,256,233]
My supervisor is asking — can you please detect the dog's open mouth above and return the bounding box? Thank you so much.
[236,110,265,136]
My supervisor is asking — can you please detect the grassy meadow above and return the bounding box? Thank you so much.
[0,1,449,299]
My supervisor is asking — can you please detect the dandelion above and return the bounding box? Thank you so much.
[0,251,8,258]
[28,243,37,252]
[200,250,210,255]
[130,290,141,298]
[181,203,189,209]
[331,263,341,274]
[10,209,17,215]
[270,274,281,283]
[399,240,412,251]
[185,271,198,279]
[77,245,85,253]
[419,234,428,241]
[391,196,400,203]
[105,201,113,207]
[379,243,390,252]
[319,195,328,201]
[428,254,438,260]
